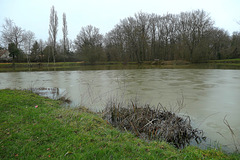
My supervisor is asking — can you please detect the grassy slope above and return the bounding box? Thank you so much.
[0,89,239,159]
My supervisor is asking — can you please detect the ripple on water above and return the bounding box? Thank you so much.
[168,82,189,86]
[141,88,153,91]
[195,84,216,89]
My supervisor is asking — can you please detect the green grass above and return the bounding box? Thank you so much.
[1,60,240,72]
[210,58,240,63]
[208,59,240,68]
[0,89,239,159]
[0,62,190,72]
[0,62,137,72]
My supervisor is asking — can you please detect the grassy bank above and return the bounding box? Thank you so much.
[0,89,239,159]
[0,61,192,72]
[0,61,124,68]
[1,59,240,69]
[0,60,190,69]
[1,59,240,72]
[0,62,136,72]
[0,60,189,68]
[209,59,240,63]
[209,59,240,67]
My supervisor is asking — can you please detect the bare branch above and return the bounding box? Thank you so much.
[48,5,58,63]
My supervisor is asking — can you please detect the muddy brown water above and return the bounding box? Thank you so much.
[0,68,239,152]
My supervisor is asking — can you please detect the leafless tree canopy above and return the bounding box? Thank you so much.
[74,25,104,63]
[1,18,26,48]
[62,13,68,57]
[48,5,58,63]
[104,10,223,62]
[24,30,35,54]
[1,9,239,63]
[75,25,102,48]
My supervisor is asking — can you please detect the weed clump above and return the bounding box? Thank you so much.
[102,100,205,148]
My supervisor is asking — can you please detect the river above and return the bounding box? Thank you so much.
[0,67,239,151]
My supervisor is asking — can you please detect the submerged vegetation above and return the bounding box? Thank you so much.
[0,89,240,159]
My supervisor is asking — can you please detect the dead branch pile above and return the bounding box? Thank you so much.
[102,101,205,148]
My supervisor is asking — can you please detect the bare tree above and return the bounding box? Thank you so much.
[23,30,35,64]
[104,25,125,61]
[1,18,26,49]
[230,31,240,58]
[38,39,45,62]
[149,14,158,59]
[75,25,104,64]
[24,31,35,54]
[121,17,139,62]
[134,12,151,61]
[178,10,214,61]
[62,13,68,61]
[48,6,58,64]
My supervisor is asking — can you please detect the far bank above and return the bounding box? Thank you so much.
[1,59,240,72]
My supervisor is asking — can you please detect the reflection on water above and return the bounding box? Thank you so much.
[0,68,240,152]
[29,87,65,100]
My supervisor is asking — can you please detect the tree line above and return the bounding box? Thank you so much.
[1,7,240,64]
[105,10,240,63]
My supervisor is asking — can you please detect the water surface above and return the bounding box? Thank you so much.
[0,68,239,151]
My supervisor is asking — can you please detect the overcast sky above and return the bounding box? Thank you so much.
[0,0,239,42]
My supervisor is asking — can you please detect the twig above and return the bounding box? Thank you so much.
[223,115,239,152]
[142,119,158,129]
